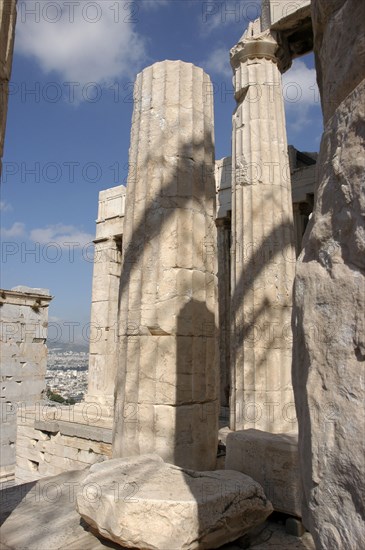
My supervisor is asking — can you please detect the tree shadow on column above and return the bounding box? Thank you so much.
[113,131,219,463]
[113,118,298,546]
[228,199,299,519]
[175,297,273,547]
[174,298,218,471]
[230,198,297,425]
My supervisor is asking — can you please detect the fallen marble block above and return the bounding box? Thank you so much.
[225,429,301,517]
[76,454,273,550]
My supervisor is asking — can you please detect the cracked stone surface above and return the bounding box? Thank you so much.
[222,520,314,549]
[76,455,273,550]
[293,1,365,548]
[0,467,314,550]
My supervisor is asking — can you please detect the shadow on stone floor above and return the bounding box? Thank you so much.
[0,469,314,550]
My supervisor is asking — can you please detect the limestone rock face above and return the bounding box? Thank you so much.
[76,455,273,550]
[293,1,365,548]
[311,0,365,123]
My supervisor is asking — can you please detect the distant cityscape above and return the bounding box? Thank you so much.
[46,343,89,402]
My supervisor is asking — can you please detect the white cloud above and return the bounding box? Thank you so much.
[30,224,94,248]
[15,1,146,94]
[283,60,319,107]
[1,222,26,238]
[1,221,93,246]
[202,47,232,78]
[200,0,261,35]
[282,59,320,132]
[0,200,12,212]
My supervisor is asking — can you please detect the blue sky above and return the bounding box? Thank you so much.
[1,0,323,345]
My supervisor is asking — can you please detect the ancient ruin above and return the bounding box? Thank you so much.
[112,60,219,470]
[0,286,51,484]
[229,17,297,434]
[87,185,125,408]
[0,0,364,548]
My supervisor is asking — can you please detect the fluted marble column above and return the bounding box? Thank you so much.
[113,61,218,470]
[230,21,296,432]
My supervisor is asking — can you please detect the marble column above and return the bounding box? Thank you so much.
[230,20,296,433]
[112,61,218,470]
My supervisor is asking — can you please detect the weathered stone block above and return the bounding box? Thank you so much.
[225,429,301,517]
[1,287,51,482]
[76,455,273,550]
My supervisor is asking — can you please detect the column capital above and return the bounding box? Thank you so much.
[230,19,292,74]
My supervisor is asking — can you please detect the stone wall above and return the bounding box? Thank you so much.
[0,286,52,485]
[0,0,17,176]
[15,405,112,484]
[12,184,126,484]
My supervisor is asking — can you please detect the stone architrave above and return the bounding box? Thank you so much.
[113,61,219,470]
[229,20,297,433]
[293,0,365,548]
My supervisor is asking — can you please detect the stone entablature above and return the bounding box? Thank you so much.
[0,286,52,485]
[95,184,126,240]
[261,0,310,29]
[261,0,313,59]
[215,148,316,250]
